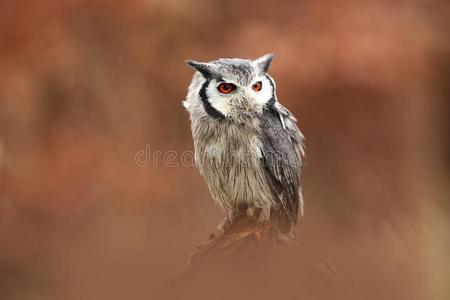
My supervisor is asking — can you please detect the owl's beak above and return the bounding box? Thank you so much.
[238,92,254,113]
[241,96,252,112]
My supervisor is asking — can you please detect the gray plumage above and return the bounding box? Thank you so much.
[184,54,305,233]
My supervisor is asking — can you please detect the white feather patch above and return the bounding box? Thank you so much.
[205,80,232,116]
[279,114,286,129]
[251,76,273,106]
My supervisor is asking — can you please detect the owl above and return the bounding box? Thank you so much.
[183,54,305,234]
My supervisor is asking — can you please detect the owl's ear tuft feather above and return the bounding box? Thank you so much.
[255,53,273,74]
[186,60,216,78]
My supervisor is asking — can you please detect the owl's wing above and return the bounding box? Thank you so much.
[258,103,305,229]
[272,101,305,160]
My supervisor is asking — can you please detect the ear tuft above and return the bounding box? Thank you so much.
[255,53,274,73]
[185,59,199,68]
[185,59,214,78]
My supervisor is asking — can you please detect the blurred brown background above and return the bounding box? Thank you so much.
[0,0,449,299]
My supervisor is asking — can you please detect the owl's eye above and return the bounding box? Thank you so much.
[252,81,262,92]
[217,83,236,94]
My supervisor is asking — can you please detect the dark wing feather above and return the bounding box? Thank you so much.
[259,104,304,229]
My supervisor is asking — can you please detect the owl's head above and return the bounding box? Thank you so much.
[183,54,276,121]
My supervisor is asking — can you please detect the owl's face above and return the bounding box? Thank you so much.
[184,54,276,121]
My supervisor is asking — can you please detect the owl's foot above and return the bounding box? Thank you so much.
[257,207,271,223]
[246,207,271,223]
[216,211,234,235]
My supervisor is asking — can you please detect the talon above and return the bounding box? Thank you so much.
[216,211,234,234]
[257,208,271,223]
[246,207,255,217]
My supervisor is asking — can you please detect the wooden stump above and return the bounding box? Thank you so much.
[163,208,299,299]
[175,208,294,279]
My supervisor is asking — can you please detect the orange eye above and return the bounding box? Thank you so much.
[252,81,262,92]
[217,83,235,94]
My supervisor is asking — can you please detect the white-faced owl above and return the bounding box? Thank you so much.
[183,54,305,234]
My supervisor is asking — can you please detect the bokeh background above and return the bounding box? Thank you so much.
[0,0,449,299]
